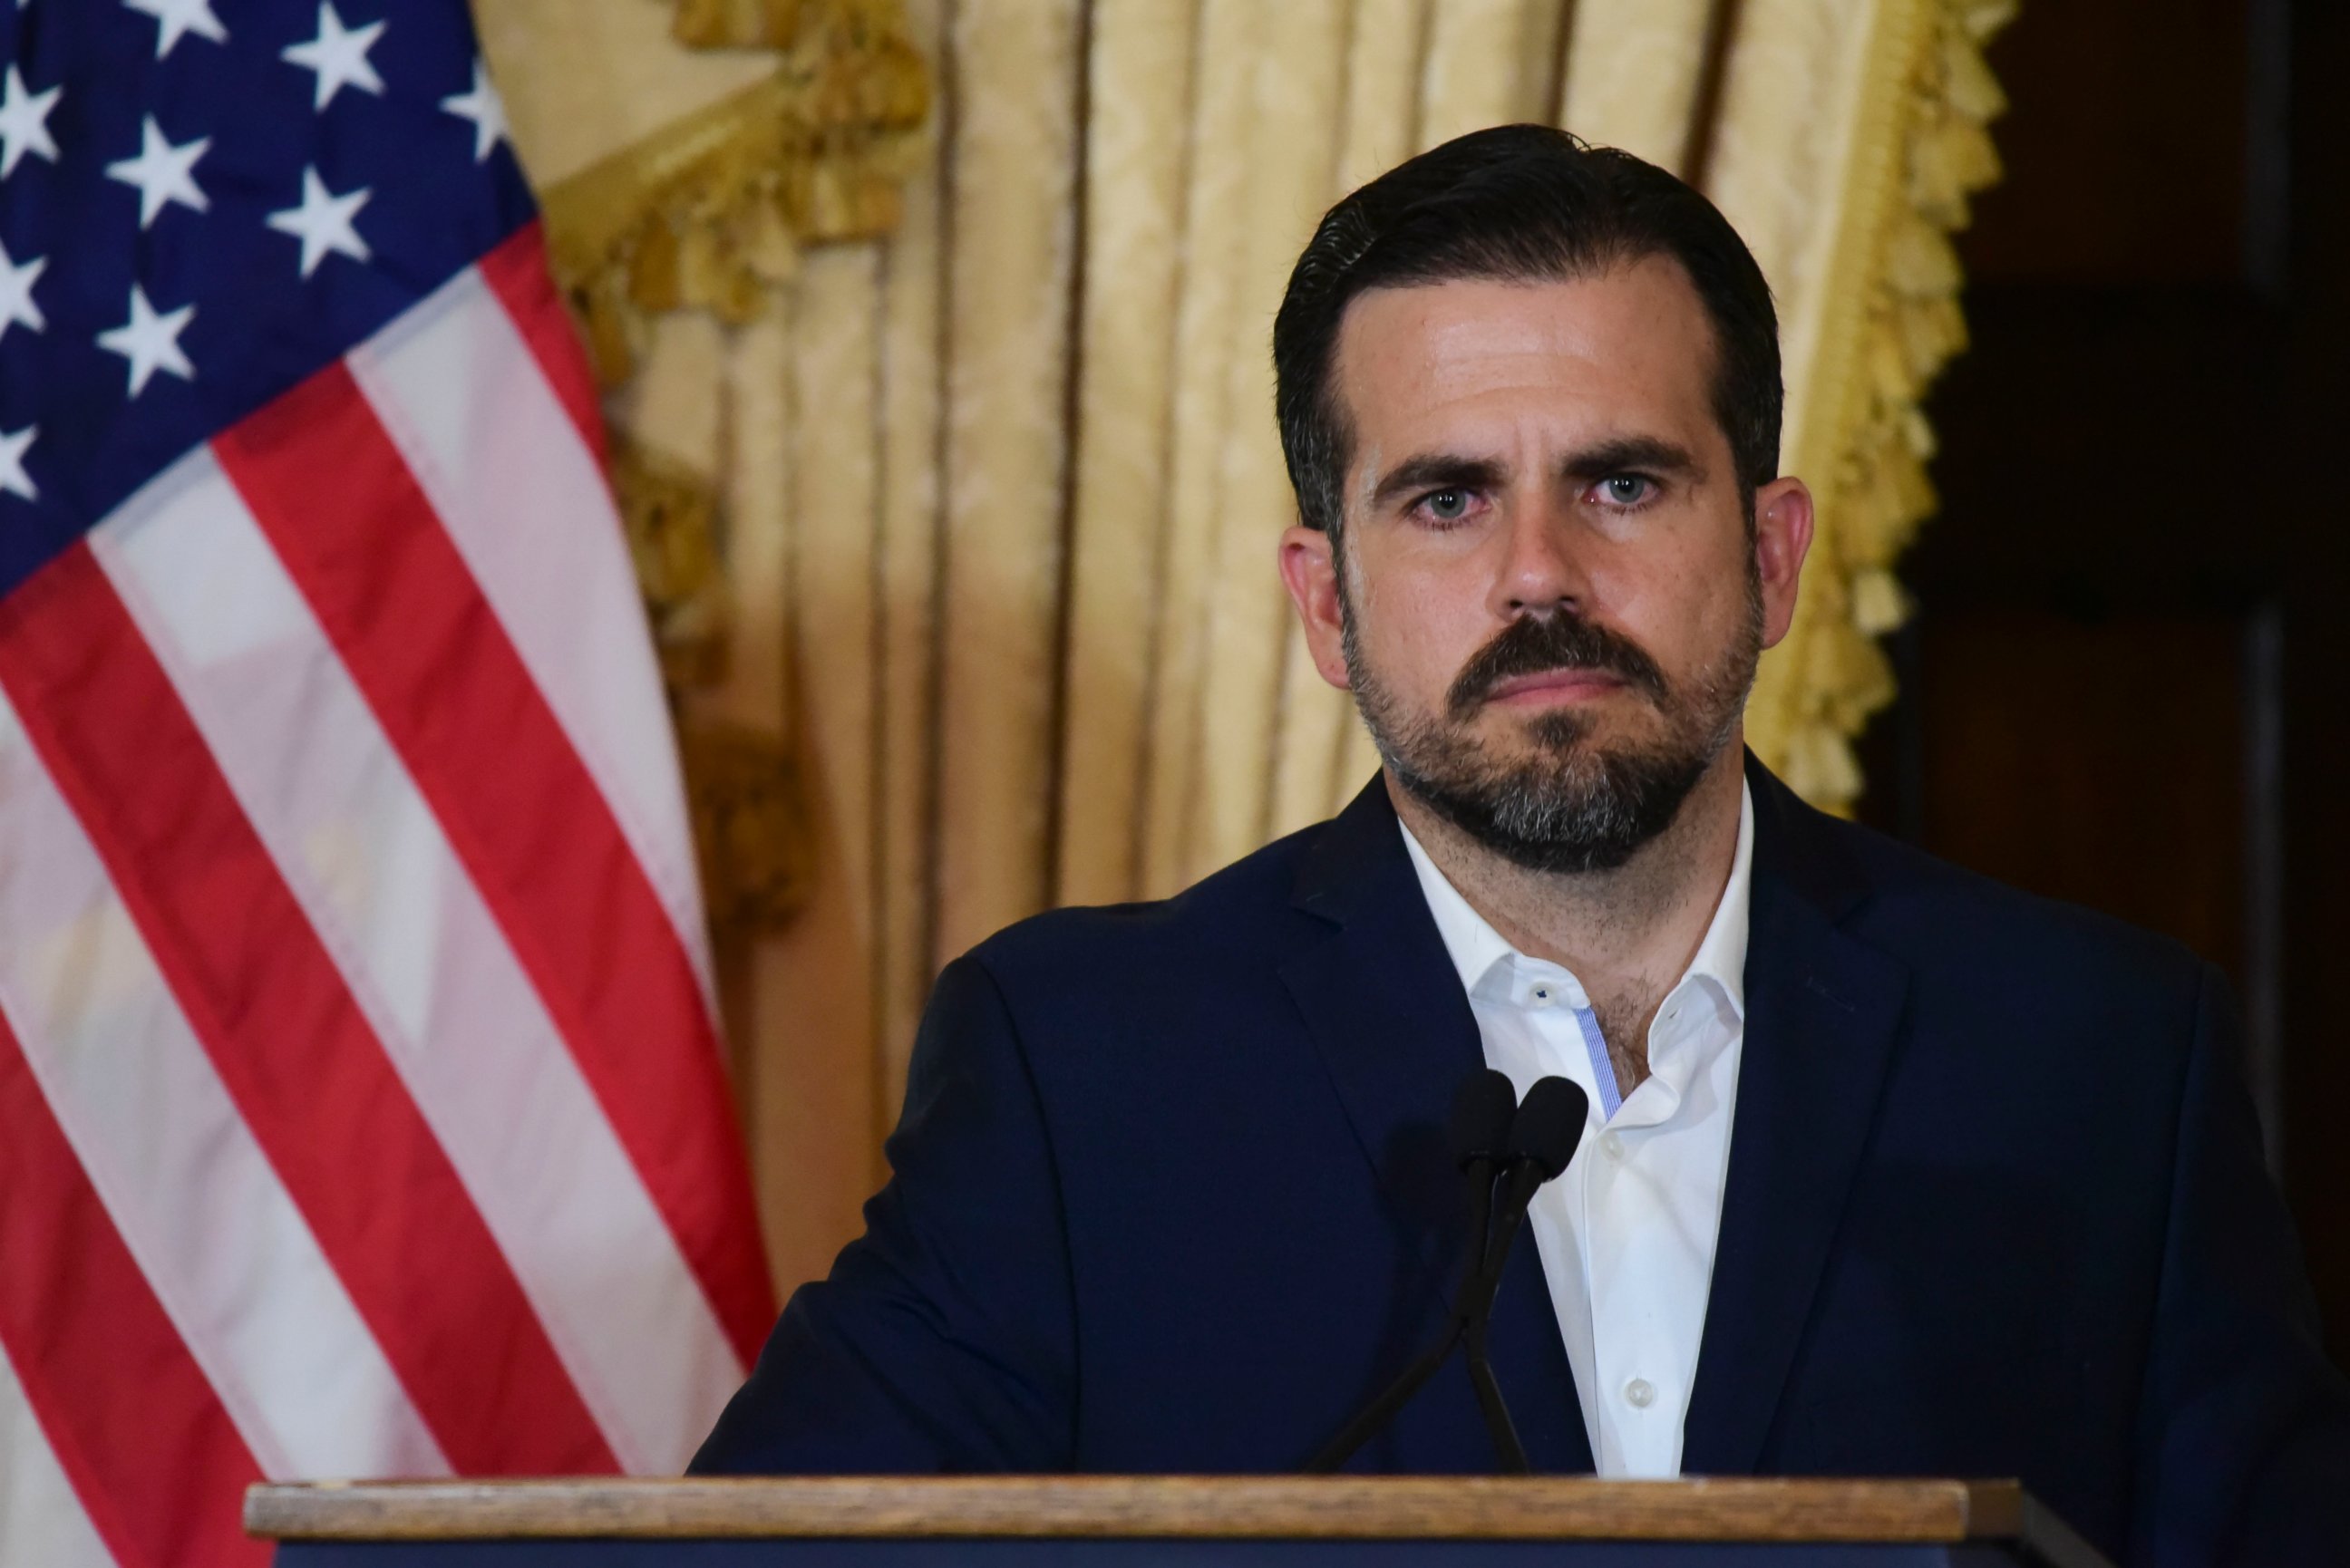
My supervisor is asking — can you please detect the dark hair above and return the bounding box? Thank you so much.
[1272,124,1782,543]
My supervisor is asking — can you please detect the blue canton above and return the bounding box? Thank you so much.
[0,0,538,598]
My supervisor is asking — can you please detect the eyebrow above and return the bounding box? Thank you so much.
[1365,435,1705,512]
[1559,435,1704,484]
[1366,454,1508,511]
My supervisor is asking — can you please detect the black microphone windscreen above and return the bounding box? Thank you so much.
[1507,1077,1589,1180]
[1448,1068,1520,1172]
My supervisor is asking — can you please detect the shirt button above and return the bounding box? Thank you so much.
[1624,1378,1656,1409]
[1597,1133,1623,1163]
[1530,986,1551,1005]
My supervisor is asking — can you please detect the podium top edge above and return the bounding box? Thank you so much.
[245,1476,2044,1546]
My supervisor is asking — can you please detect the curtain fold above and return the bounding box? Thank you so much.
[1558,0,1724,173]
[1055,0,1198,910]
[932,0,1084,966]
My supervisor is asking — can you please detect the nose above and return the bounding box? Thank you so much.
[1487,496,1589,622]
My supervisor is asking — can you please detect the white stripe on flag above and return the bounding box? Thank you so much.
[0,682,447,1482]
[95,448,743,1473]
[0,1338,114,1568]
[349,268,716,1003]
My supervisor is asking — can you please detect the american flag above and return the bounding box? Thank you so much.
[0,3,775,1563]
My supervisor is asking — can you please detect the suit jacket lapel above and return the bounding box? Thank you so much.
[1680,760,1911,1476]
[1279,779,1483,1284]
[1278,779,1596,1473]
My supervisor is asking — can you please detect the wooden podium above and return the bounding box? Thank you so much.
[246,1476,2113,1567]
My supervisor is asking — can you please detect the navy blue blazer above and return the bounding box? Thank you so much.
[694,759,2349,1566]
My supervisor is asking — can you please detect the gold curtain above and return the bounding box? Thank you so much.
[471,0,932,1290]
[478,0,2010,1292]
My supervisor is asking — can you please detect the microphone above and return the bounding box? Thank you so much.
[1458,1076,1588,1473]
[1305,1070,1585,1473]
[1448,1068,1520,1270]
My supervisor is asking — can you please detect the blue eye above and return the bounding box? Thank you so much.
[1598,475,1654,507]
[1424,489,1471,521]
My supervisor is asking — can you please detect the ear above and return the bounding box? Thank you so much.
[1753,476,1815,650]
[1277,525,1352,690]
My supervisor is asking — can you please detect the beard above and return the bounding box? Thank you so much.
[1344,568,1762,875]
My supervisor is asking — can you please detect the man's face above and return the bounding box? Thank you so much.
[1277,259,1813,872]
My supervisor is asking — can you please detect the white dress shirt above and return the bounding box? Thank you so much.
[1399,782,1753,1477]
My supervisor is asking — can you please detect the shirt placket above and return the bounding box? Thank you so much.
[1578,990,1696,1477]
[1485,958,1600,1467]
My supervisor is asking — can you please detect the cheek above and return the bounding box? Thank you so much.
[1645,557,1757,679]
[1354,565,1493,698]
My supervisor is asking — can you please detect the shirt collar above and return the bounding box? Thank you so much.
[1398,779,1754,1021]
[1687,779,1753,1019]
[1401,825,1520,999]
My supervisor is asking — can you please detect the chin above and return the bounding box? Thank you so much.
[1499,706,1643,758]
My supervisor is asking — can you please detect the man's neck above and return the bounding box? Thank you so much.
[1389,743,1746,1085]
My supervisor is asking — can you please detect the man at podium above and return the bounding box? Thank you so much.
[693,128,2349,1566]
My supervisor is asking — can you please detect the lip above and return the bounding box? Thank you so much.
[1484,669,1627,705]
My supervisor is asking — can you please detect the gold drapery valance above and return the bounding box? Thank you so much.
[542,8,927,386]
[1723,0,2015,802]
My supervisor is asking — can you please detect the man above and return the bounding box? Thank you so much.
[694,126,2349,1564]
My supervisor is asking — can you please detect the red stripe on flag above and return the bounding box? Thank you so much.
[214,363,777,1366]
[0,546,618,1476]
[477,222,606,466]
[0,1004,267,1568]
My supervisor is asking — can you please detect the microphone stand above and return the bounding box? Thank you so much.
[1458,1161,1547,1473]
[1306,1152,1546,1472]
[1305,1075,1587,1474]
[1304,1152,1505,1472]
[1451,1074,1588,1470]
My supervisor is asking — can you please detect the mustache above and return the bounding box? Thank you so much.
[1446,612,1671,721]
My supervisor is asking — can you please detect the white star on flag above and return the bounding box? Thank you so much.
[0,238,44,344]
[282,3,387,111]
[105,117,212,229]
[0,64,61,179]
[98,284,197,397]
[123,0,228,60]
[267,167,373,277]
[441,59,509,163]
[0,425,33,502]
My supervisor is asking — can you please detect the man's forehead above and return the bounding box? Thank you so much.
[1331,260,1721,430]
